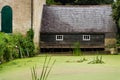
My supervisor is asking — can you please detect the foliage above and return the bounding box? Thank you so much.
[116,35,120,46]
[26,28,34,42]
[88,56,104,64]
[0,33,7,62]
[112,0,120,25]
[13,28,35,58]
[47,0,113,5]
[26,28,35,57]
[0,33,16,62]
[74,0,99,5]
[74,0,113,5]
[46,0,57,5]
[31,56,56,80]
[103,0,114,4]
[73,42,82,56]
[54,0,75,5]
[111,0,120,46]
[0,28,35,64]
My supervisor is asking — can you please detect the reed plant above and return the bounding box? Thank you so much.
[73,42,82,56]
[31,56,56,80]
[88,56,104,64]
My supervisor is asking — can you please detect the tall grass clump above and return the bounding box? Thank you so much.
[73,42,82,56]
[31,56,56,80]
[88,56,104,64]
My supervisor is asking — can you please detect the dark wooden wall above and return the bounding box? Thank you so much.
[40,33,105,48]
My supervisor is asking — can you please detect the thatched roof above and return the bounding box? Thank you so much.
[41,5,116,33]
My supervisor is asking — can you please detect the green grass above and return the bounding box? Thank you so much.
[0,55,120,80]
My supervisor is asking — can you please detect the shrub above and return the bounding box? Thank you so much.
[88,56,104,64]
[13,28,35,58]
[26,28,35,57]
[0,33,7,62]
[12,33,24,58]
[76,57,87,63]
[0,28,35,63]
[73,42,82,56]
[0,33,15,62]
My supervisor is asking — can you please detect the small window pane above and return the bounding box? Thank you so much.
[56,35,63,41]
[83,35,90,41]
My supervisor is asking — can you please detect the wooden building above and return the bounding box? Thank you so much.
[40,5,117,49]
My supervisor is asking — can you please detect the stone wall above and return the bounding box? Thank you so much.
[0,0,32,35]
[0,0,46,47]
[33,0,46,46]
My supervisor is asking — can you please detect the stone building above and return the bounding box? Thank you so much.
[0,0,46,47]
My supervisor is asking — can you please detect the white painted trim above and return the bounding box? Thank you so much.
[83,35,90,41]
[56,35,63,41]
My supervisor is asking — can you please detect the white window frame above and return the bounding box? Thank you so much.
[83,35,90,41]
[56,35,63,41]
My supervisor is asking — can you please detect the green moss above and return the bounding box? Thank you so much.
[0,55,120,80]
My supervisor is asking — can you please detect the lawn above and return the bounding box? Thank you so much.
[0,54,120,80]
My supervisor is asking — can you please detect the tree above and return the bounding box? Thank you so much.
[103,0,114,4]
[75,0,98,5]
[54,0,75,5]
[112,0,120,33]
[46,0,113,5]
[46,0,56,5]
[112,0,120,46]
[74,0,113,5]
[53,0,113,5]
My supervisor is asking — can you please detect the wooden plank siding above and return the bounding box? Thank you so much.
[40,5,117,49]
[40,33,105,48]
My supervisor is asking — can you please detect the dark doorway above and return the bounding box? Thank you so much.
[1,6,12,33]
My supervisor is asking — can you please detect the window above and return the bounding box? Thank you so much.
[1,6,12,33]
[83,35,90,41]
[56,35,63,41]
